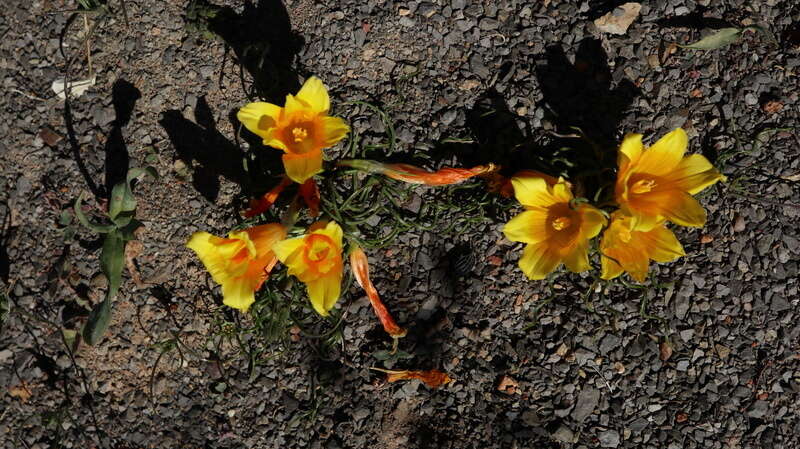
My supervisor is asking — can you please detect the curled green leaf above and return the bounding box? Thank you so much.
[74,193,115,233]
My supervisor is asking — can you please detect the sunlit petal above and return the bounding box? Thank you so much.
[295,76,330,113]
[237,102,282,141]
[518,242,561,280]
[282,150,323,183]
[503,210,550,244]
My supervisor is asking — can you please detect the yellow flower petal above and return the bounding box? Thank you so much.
[578,205,607,239]
[636,128,688,176]
[282,150,323,183]
[272,236,306,273]
[317,221,344,248]
[295,76,330,114]
[187,232,231,285]
[503,210,550,244]
[284,94,309,118]
[551,179,574,203]
[246,223,287,255]
[237,102,282,141]
[320,116,350,147]
[221,277,256,312]
[511,176,555,208]
[663,191,707,227]
[563,242,590,273]
[306,271,342,316]
[618,133,643,166]
[518,242,560,280]
[640,225,686,263]
[671,154,726,195]
[600,254,624,280]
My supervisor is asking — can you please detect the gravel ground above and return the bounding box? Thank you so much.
[1,0,799,448]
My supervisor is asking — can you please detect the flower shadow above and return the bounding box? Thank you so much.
[192,0,305,103]
[103,79,140,201]
[161,96,265,202]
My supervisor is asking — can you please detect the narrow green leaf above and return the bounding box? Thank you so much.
[82,298,111,345]
[117,218,144,241]
[679,28,742,50]
[752,128,792,154]
[101,230,125,300]
[73,193,115,233]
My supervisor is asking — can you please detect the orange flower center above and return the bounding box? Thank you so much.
[551,216,572,231]
[302,233,338,275]
[631,178,657,194]
[292,126,309,143]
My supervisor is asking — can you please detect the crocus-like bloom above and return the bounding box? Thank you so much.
[487,169,563,198]
[338,159,498,186]
[503,175,606,280]
[615,128,725,230]
[187,224,286,312]
[238,76,350,184]
[350,246,406,338]
[600,212,685,282]
[272,221,344,316]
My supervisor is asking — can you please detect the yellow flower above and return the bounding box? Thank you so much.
[237,76,350,184]
[615,128,725,230]
[600,212,685,282]
[272,221,344,316]
[503,175,606,280]
[187,224,287,312]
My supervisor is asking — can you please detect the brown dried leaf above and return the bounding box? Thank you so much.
[39,127,63,147]
[700,234,714,244]
[660,341,673,361]
[9,383,32,402]
[497,375,519,394]
[124,240,145,288]
[761,100,783,114]
[676,412,689,423]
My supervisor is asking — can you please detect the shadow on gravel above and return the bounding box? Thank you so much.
[0,203,10,283]
[187,0,304,103]
[160,97,250,201]
[104,79,140,201]
[435,38,638,198]
[655,6,733,30]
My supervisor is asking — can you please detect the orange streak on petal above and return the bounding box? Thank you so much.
[350,247,406,338]
[243,176,292,218]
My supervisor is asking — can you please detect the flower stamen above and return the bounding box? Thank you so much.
[292,127,309,143]
[631,178,657,194]
[551,216,572,231]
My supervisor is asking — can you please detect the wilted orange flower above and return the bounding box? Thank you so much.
[372,368,452,388]
[187,224,286,311]
[299,179,321,217]
[238,76,350,184]
[600,212,685,282]
[272,221,344,316]
[615,128,725,230]
[350,246,406,338]
[338,159,497,186]
[243,176,292,218]
[503,175,606,280]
